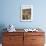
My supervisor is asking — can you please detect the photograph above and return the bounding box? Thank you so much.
[21,5,33,21]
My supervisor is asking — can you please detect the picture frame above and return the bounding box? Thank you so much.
[21,5,33,21]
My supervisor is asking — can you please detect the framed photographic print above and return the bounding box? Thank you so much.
[21,5,33,21]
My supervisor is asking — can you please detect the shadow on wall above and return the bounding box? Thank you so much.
[0,24,7,43]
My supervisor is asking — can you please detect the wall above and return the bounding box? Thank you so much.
[0,0,46,43]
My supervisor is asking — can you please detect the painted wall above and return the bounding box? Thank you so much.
[0,0,46,31]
